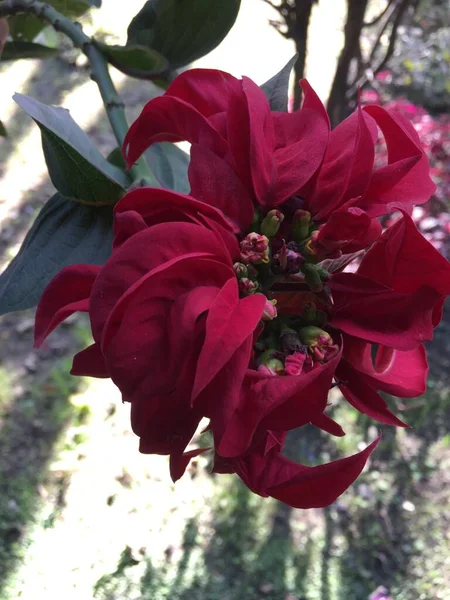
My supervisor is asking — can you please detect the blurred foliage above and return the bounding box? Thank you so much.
[375,0,450,112]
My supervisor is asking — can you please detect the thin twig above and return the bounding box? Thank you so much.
[363,0,396,27]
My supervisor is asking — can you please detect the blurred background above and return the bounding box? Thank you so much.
[0,1,449,599]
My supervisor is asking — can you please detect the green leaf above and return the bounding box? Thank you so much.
[0,41,59,61]
[0,120,6,137]
[127,0,241,69]
[260,55,298,112]
[146,142,190,193]
[107,142,190,193]
[8,0,98,42]
[14,93,130,204]
[0,193,113,315]
[95,41,169,80]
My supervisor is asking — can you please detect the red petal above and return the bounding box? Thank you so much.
[101,256,230,403]
[114,187,239,257]
[359,211,450,297]
[330,273,438,350]
[310,412,345,437]
[123,96,227,168]
[273,108,329,204]
[336,359,408,427]
[342,335,428,398]
[217,349,340,458]
[166,68,242,116]
[309,106,378,219]
[266,436,381,508]
[317,207,382,253]
[90,222,232,342]
[361,106,435,216]
[170,447,210,483]
[191,280,266,402]
[34,264,99,347]
[71,343,108,378]
[241,76,277,206]
[188,144,255,232]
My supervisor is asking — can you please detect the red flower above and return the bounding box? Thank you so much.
[34,187,383,509]
[33,69,446,509]
[35,188,266,463]
[124,68,434,254]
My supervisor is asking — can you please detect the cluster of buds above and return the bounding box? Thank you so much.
[233,262,260,295]
[256,324,338,378]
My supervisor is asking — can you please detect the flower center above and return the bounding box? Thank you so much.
[235,206,340,377]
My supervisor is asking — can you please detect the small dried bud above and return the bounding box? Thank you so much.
[260,209,285,237]
[279,327,304,354]
[240,233,270,265]
[292,209,311,242]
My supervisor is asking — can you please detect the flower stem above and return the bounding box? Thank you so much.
[0,0,157,185]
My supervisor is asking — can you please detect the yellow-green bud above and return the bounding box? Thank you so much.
[292,209,311,242]
[260,210,284,237]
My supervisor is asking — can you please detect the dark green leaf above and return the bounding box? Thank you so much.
[95,41,169,80]
[106,147,127,170]
[127,0,241,69]
[14,93,129,204]
[0,41,59,61]
[0,193,113,315]
[8,0,96,42]
[146,142,190,193]
[0,120,6,137]
[260,55,298,112]
[107,142,190,193]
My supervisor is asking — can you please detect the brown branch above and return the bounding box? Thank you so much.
[348,0,418,97]
[291,0,314,109]
[327,0,370,126]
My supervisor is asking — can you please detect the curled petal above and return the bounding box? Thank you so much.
[309,106,378,219]
[166,68,242,116]
[34,264,99,347]
[170,447,210,483]
[361,106,435,216]
[123,96,227,168]
[265,436,381,508]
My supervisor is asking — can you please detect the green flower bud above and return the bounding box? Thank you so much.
[302,263,330,292]
[260,209,284,237]
[292,209,311,242]
[258,349,284,376]
[298,326,332,346]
